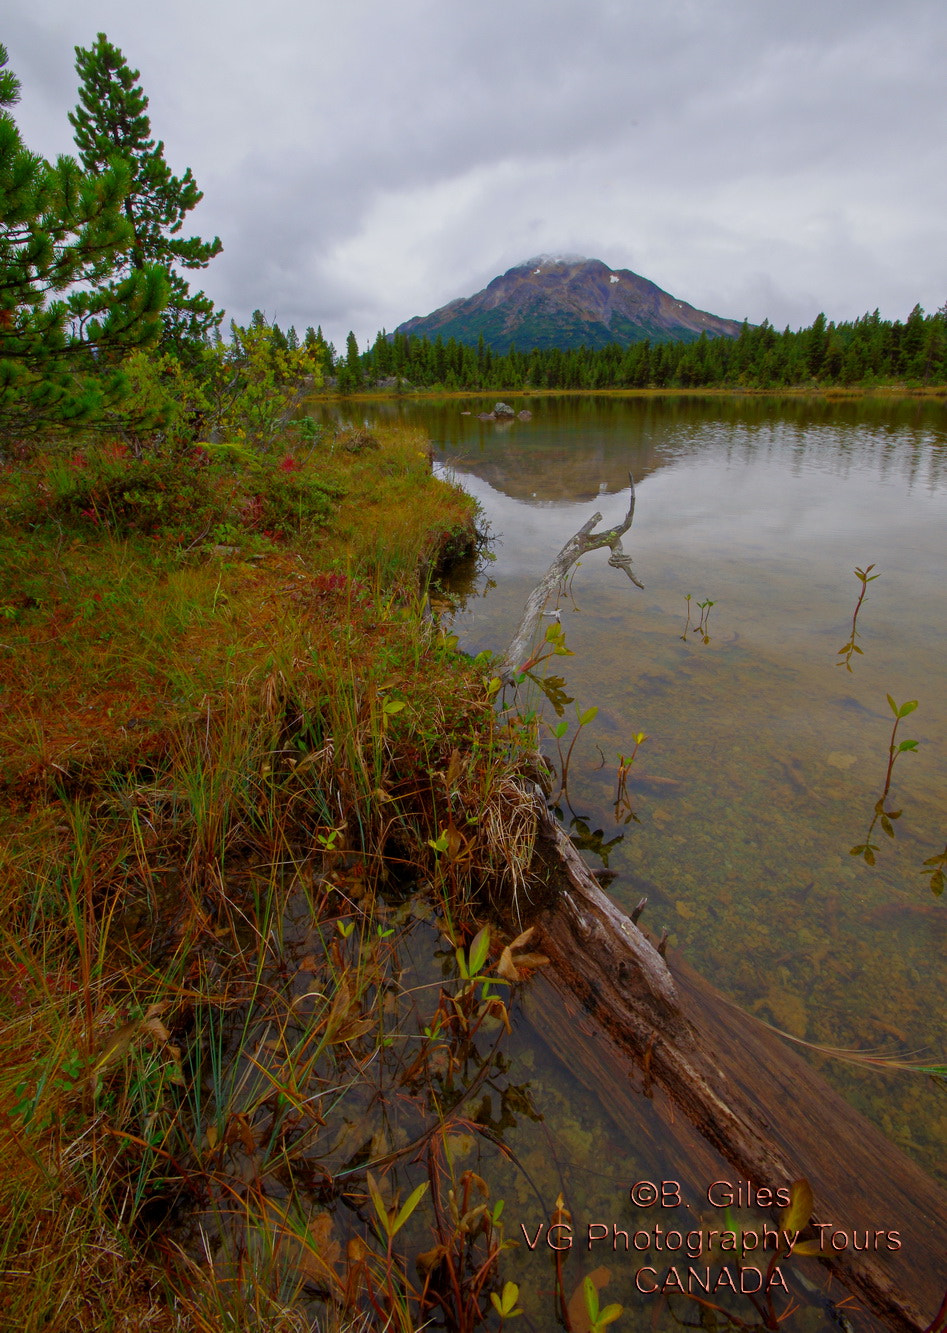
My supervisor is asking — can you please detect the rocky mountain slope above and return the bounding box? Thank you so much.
[395,256,744,351]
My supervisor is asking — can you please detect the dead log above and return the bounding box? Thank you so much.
[508,798,947,1332]
[494,474,642,682]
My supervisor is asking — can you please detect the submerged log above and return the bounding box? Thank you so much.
[509,799,947,1331]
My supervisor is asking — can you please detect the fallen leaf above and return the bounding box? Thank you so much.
[496,947,521,981]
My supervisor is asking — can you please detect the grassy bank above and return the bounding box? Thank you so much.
[0,424,543,1331]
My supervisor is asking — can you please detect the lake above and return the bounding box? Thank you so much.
[315,393,947,1324]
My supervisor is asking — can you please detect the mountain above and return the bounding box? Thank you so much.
[394,256,744,352]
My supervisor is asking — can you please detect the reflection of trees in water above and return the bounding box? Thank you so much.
[304,395,947,501]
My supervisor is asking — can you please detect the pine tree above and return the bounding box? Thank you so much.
[304,324,332,377]
[345,330,363,387]
[69,33,221,353]
[1,43,168,438]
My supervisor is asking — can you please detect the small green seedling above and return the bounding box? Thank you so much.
[615,732,647,821]
[554,703,598,801]
[317,827,341,852]
[696,598,715,642]
[837,563,880,671]
[367,1173,429,1244]
[681,592,716,643]
[851,695,919,865]
[680,592,692,640]
[490,1280,523,1320]
[583,1274,623,1331]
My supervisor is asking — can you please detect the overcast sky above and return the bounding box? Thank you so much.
[5,0,946,351]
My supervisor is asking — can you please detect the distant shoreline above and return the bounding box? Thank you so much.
[309,384,947,402]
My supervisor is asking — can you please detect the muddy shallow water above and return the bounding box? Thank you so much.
[308,394,947,1325]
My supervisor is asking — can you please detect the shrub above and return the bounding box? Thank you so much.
[5,440,342,544]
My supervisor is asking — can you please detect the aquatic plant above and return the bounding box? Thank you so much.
[565,814,625,866]
[681,592,715,644]
[728,997,947,1079]
[615,732,648,823]
[490,1279,523,1323]
[837,563,880,671]
[549,702,600,804]
[680,592,693,639]
[850,695,919,865]
[695,597,715,643]
[582,1275,623,1331]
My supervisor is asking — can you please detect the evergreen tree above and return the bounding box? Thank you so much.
[805,312,829,378]
[1,43,168,438]
[370,329,391,377]
[304,324,332,377]
[345,330,363,387]
[69,33,221,352]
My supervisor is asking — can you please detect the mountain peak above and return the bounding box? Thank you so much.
[396,258,741,352]
[520,253,591,268]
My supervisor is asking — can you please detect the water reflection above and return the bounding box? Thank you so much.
[331,394,947,1192]
[312,393,947,500]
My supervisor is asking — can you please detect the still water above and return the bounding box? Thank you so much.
[337,397,947,1154]
[317,394,947,1324]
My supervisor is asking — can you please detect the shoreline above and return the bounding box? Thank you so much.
[306,384,947,403]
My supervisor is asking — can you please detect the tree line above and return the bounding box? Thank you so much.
[337,304,947,393]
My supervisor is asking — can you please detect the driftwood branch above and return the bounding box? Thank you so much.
[495,474,642,682]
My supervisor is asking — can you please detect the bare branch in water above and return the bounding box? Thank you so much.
[496,474,642,682]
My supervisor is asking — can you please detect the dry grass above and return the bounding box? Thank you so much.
[0,424,539,1330]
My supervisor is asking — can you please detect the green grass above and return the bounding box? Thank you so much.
[0,423,541,1331]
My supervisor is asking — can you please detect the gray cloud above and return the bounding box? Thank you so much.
[4,0,946,347]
